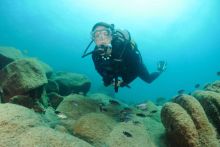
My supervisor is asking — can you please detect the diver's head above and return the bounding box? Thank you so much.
[91,22,114,46]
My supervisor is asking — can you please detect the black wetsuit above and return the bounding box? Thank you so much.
[92,36,161,87]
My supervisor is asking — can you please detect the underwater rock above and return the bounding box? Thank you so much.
[141,115,166,147]
[0,58,48,101]
[204,80,220,93]
[0,103,46,146]
[35,58,53,78]
[18,126,93,147]
[9,95,35,108]
[193,90,220,136]
[105,121,156,147]
[136,101,158,112]
[47,92,64,109]
[73,112,116,146]
[0,46,24,69]
[0,103,93,147]
[161,102,200,147]
[51,72,91,96]
[54,124,68,133]
[45,79,59,94]
[88,93,114,105]
[134,101,160,122]
[173,94,219,146]
[56,94,100,120]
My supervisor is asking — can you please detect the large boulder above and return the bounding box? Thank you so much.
[0,46,24,69]
[47,92,64,109]
[0,58,48,101]
[105,121,156,147]
[161,102,200,147]
[0,103,46,146]
[204,80,220,93]
[56,94,100,120]
[173,94,218,146]
[73,113,116,146]
[88,93,113,105]
[35,58,53,78]
[0,103,93,147]
[193,90,220,135]
[51,72,91,96]
[18,126,93,147]
[161,94,219,147]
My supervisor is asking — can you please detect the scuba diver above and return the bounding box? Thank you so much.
[82,22,167,92]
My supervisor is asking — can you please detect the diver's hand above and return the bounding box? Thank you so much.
[157,61,167,72]
[112,80,123,87]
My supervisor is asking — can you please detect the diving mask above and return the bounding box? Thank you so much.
[91,28,112,41]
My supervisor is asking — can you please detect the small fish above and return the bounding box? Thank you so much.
[136,103,147,110]
[123,131,133,137]
[150,110,158,113]
[55,110,61,114]
[99,103,108,112]
[132,120,141,125]
[122,107,132,113]
[217,71,220,76]
[136,113,146,117]
[109,99,120,105]
[194,84,200,88]
[57,113,67,119]
[72,101,78,107]
[178,89,185,95]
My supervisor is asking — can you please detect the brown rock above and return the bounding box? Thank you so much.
[73,113,116,146]
[193,90,220,136]
[51,72,91,96]
[47,92,63,109]
[105,121,156,147]
[0,46,24,69]
[0,58,47,101]
[161,102,200,147]
[174,94,219,146]
[56,94,100,120]
[204,80,220,93]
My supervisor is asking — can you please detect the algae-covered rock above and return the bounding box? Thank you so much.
[204,80,220,93]
[142,117,166,147]
[73,113,116,146]
[0,46,24,69]
[51,72,91,96]
[161,102,200,147]
[45,80,59,94]
[56,94,100,120]
[36,58,53,78]
[105,121,156,147]
[136,101,158,112]
[0,103,93,147]
[18,126,93,147]
[47,92,63,109]
[88,93,113,105]
[173,94,219,147]
[193,90,220,135]
[0,103,46,146]
[0,58,48,101]
[9,95,35,108]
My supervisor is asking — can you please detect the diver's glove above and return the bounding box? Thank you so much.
[157,61,167,73]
